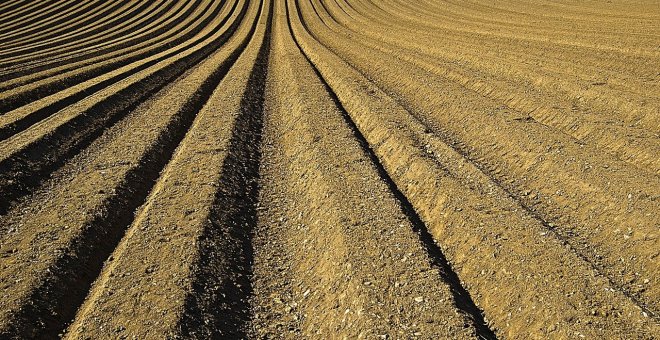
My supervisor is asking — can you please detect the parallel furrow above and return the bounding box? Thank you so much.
[0,0,90,42]
[0,0,214,111]
[0,0,657,338]
[288,0,658,337]
[320,0,659,175]
[251,1,483,338]
[300,0,660,314]
[0,0,118,47]
[64,1,269,337]
[0,0,77,35]
[0,0,171,69]
[0,0,244,214]
[0,0,261,337]
[0,0,196,78]
[0,0,151,58]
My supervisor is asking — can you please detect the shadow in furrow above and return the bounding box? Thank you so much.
[0,1,246,216]
[0,1,37,18]
[0,0,131,51]
[385,92,658,320]
[0,0,228,123]
[0,0,75,38]
[0,6,259,340]
[286,1,497,338]
[0,0,162,63]
[177,2,272,338]
[0,0,213,107]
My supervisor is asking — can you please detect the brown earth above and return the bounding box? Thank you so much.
[0,0,657,338]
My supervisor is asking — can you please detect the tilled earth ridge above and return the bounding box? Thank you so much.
[0,0,658,338]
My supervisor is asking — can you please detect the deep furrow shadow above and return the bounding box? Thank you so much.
[286,1,497,338]
[0,2,257,337]
[177,0,272,338]
[0,0,245,216]
[0,0,215,109]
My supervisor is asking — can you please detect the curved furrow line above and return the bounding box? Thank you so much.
[378,0,657,87]
[418,0,660,33]
[0,1,160,58]
[366,0,660,104]
[0,0,212,113]
[0,1,227,126]
[0,0,261,337]
[329,0,356,20]
[347,0,660,132]
[0,0,33,16]
[0,0,147,56]
[0,0,200,83]
[0,0,151,62]
[0,0,178,61]
[380,0,660,101]
[290,0,658,337]
[406,1,609,38]
[0,0,95,41]
[0,0,132,48]
[0,1,181,76]
[329,0,660,164]
[328,0,660,171]
[0,0,175,71]
[353,0,659,93]
[0,0,656,338]
[0,9,182,82]
[303,0,660,314]
[0,0,121,47]
[398,0,660,50]
[377,0,660,58]
[0,0,241,213]
[319,0,659,175]
[60,1,270,337]
[0,0,66,32]
[0,0,223,117]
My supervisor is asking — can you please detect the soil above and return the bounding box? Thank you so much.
[0,0,657,338]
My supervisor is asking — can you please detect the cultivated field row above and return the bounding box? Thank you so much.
[0,0,657,338]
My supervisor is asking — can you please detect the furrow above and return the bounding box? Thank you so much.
[0,0,91,42]
[0,0,195,77]
[288,0,659,337]
[0,0,33,17]
[344,0,660,134]
[0,0,172,68]
[300,0,660,314]
[0,0,78,35]
[63,1,269,337]
[0,0,656,338]
[0,0,150,58]
[250,1,477,338]
[0,0,243,214]
[320,0,659,175]
[0,0,118,47]
[0,0,214,113]
[0,0,259,337]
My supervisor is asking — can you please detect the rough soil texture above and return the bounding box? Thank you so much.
[0,0,658,339]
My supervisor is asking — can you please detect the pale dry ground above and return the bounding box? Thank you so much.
[0,0,657,338]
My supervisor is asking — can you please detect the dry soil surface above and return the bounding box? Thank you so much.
[0,0,658,338]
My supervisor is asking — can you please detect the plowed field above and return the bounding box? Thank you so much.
[0,0,658,338]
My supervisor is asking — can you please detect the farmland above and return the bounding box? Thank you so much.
[0,0,658,338]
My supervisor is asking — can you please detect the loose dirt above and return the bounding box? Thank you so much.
[0,0,657,338]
